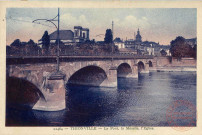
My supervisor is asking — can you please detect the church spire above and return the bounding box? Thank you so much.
[136,28,142,43]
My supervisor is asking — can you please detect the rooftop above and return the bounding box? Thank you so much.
[39,30,74,41]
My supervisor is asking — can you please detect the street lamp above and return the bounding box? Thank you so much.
[33,8,60,73]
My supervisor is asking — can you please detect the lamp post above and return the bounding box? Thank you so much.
[33,8,60,73]
[111,21,115,68]
[56,8,60,72]
[112,21,114,55]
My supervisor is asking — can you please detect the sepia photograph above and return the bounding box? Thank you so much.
[1,1,202,135]
[5,7,197,128]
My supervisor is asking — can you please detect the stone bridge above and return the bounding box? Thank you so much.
[6,56,154,111]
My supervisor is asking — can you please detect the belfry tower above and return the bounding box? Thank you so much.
[135,28,142,43]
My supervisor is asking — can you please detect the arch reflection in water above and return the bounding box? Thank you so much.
[65,84,119,126]
[32,110,67,126]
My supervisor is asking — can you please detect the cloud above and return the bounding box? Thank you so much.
[60,12,109,40]
[6,8,196,45]
[59,13,151,41]
[60,13,90,29]
[6,16,55,45]
[119,15,150,29]
[111,15,150,40]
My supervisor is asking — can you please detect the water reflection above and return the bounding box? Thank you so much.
[64,85,119,126]
[6,72,196,126]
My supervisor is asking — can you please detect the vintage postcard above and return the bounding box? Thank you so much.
[0,1,202,135]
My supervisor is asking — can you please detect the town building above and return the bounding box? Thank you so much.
[74,26,90,43]
[124,39,135,48]
[38,26,90,46]
[185,38,197,48]
[114,37,125,49]
[123,29,154,55]
[135,28,142,44]
[123,29,171,56]
[119,48,137,55]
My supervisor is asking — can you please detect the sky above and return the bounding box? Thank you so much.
[6,8,196,45]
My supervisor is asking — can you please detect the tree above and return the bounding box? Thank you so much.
[170,36,193,59]
[160,49,167,56]
[41,31,50,55]
[26,39,39,55]
[104,29,113,44]
[6,46,11,55]
[42,31,50,49]
[193,44,197,59]
[27,39,35,46]
[10,39,23,55]
[10,39,21,47]
[91,39,95,44]
[55,39,66,55]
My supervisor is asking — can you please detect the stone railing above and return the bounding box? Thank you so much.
[7,52,154,59]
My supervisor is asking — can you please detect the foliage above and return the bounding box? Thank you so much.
[8,39,40,56]
[193,44,197,59]
[42,31,50,49]
[170,36,194,59]
[104,29,113,44]
[9,39,23,55]
[10,39,22,47]
[84,39,95,45]
[25,39,39,55]
[27,39,35,46]
[6,46,11,54]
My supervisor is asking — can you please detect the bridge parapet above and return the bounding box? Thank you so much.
[7,53,153,59]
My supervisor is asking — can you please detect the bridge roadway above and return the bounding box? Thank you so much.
[6,54,153,59]
[6,54,154,111]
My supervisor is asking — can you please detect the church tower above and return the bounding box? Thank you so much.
[136,28,142,43]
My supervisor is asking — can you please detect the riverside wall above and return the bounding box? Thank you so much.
[151,57,196,72]
[153,57,196,67]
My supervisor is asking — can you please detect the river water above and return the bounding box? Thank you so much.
[6,71,196,126]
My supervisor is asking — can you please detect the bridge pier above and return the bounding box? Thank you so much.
[99,67,117,87]
[118,66,138,78]
[33,72,66,111]
[129,64,138,78]
[141,62,150,73]
[138,62,150,74]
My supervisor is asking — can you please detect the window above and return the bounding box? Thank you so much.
[75,30,79,37]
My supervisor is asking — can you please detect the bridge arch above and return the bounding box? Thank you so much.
[6,76,46,108]
[67,65,108,87]
[117,63,132,78]
[138,61,145,73]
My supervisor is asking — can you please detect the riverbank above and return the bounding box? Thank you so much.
[150,66,196,72]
